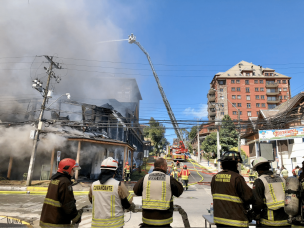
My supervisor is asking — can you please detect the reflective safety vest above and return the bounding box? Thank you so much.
[281,169,288,177]
[260,209,289,227]
[171,171,179,180]
[259,174,286,210]
[142,171,172,211]
[249,170,255,177]
[180,169,190,180]
[91,178,124,228]
[124,165,130,173]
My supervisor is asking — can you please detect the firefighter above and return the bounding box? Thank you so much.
[170,167,179,181]
[281,166,289,179]
[179,165,190,190]
[40,158,82,227]
[89,157,134,227]
[252,157,290,228]
[124,161,131,182]
[211,151,253,228]
[176,160,180,168]
[133,158,183,228]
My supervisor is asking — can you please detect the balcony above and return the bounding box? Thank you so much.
[267,99,280,104]
[266,81,278,88]
[209,103,215,108]
[266,90,279,95]
[208,95,216,102]
[209,89,215,95]
[209,111,216,117]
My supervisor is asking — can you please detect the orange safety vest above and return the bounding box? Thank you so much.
[124,165,130,173]
[179,169,190,180]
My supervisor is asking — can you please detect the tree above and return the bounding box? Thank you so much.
[189,126,198,140]
[201,115,238,154]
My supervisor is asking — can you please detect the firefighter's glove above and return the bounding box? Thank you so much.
[72,209,83,224]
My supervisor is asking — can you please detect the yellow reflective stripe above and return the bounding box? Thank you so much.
[127,193,132,201]
[269,184,277,202]
[268,209,274,221]
[44,198,61,207]
[92,215,124,228]
[146,181,151,200]
[282,182,285,191]
[162,181,166,202]
[40,221,72,227]
[142,200,171,210]
[212,194,243,203]
[214,217,248,227]
[110,195,115,217]
[92,195,95,219]
[142,217,173,225]
[267,200,285,210]
[260,219,289,226]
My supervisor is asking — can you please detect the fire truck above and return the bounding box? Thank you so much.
[171,139,187,161]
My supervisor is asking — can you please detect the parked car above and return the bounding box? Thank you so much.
[185,152,191,159]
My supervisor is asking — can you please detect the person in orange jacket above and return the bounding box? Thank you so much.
[178,165,190,190]
[124,162,131,182]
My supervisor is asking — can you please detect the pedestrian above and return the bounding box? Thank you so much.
[124,161,131,182]
[179,165,190,190]
[281,166,289,179]
[299,161,304,181]
[89,157,134,228]
[133,158,183,228]
[251,157,290,228]
[211,151,253,228]
[170,167,179,181]
[276,166,281,176]
[40,158,82,227]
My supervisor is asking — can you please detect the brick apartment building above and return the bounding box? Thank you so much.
[207,61,291,122]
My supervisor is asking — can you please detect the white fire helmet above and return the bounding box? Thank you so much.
[100,157,118,171]
[252,157,269,171]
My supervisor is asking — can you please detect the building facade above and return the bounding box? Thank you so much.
[207,61,291,122]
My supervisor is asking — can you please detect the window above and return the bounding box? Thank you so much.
[289,139,294,144]
[253,72,256,76]
[237,87,241,92]
[231,80,235,84]
[260,80,263,84]
[284,95,288,99]
[247,111,252,116]
[283,80,287,84]
[246,95,250,100]
[255,88,259,92]
[232,103,236,107]
[246,87,250,93]
[279,88,282,91]
[221,112,224,115]
[219,80,225,85]
[261,95,265,99]
[245,80,249,85]
[277,80,281,84]
[254,80,258,84]
[247,103,251,108]
[268,104,276,109]
[256,103,260,107]
[237,103,242,107]
[231,87,235,91]
[236,80,240,84]
[257,111,259,116]
[260,88,264,92]
[256,95,260,99]
[233,111,237,115]
[240,111,242,115]
[269,73,273,76]
[262,103,265,107]
[283,88,287,91]
[265,73,269,76]
[237,95,241,99]
[268,96,277,101]
[220,88,223,92]
[279,96,282,100]
[232,95,236,99]
[246,73,250,76]
[220,96,224,100]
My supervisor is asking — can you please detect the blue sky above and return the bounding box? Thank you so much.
[96,0,304,144]
[2,0,304,145]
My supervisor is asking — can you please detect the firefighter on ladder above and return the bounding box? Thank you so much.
[170,167,179,181]
[251,157,290,228]
[211,151,253,228]
[40,158,82,227]
[89,157,134,228]
[179,165,190,190]
[124,161,131,182]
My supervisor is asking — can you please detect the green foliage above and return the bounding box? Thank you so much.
[230,147,248,164]
[189,126,198,140]
[201,115,239,154]
[144,117,168,150]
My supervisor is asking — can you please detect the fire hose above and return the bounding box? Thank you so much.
[79,204,191,228]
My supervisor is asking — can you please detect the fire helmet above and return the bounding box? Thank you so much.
[183,165,187,169]
[252,157,269,171]
[57,158,81,176]
[125,162,129,165]
[174,167,177,170]
[101,157,118,171]
[219,151,243,163]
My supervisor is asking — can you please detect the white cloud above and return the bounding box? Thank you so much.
[183,104,208,118]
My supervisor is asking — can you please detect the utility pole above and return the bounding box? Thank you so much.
[26,56,61,186]
[217,127,221,172]
[197,119,200,163]
[237,109,242,173]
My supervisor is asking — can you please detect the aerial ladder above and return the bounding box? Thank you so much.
[128,34,185,146]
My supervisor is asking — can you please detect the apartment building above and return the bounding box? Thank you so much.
[207,61,291,121]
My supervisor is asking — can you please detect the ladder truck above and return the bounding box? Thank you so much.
[128,34,188,161]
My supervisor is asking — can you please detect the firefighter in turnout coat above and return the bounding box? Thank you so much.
[170,167,179,181]
[211,151,253,228]
[89,157,134,228]
[40,158,82,227]
[179,165,190,190]
[251,157,290,228]
[133,158,184,228]
[124,162,131,182]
